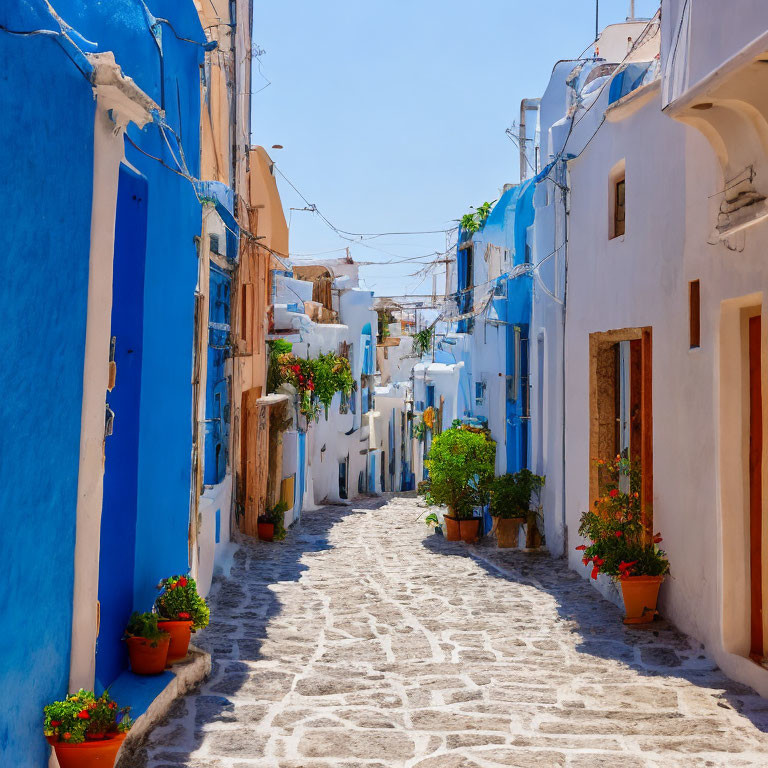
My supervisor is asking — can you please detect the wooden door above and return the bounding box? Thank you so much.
[241,389,268,537]
[749,314,763,661]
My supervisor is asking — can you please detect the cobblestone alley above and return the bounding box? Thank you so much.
[123,495,768,768]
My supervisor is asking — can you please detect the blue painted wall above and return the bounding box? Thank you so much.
[1,6,208,759]
[0,8,96,766]
[124,2,204,614]
[456,178,536,476]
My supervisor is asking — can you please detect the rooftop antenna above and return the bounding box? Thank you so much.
[595,0,599,43]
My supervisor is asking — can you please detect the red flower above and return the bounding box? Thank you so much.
[618,560,638,579]
[178,576,188,588]
[614,530,623,537]
[291,364,301,374]
[575,545,587,551]
[178,612,190,619]
[591,565,600,580]
[306,380,315,391]
[609,489,619,498]
[77,710,90,720]
[653,532,663,544]
[108,702,117,710]
[50,721,61,727]
[590,557,605,580]
[582,556,590,566]
[63,733,71,741]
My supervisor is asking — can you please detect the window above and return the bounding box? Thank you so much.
[689,279,701,348]
[475,381,486,407]
[426,385,435,408]
[613,178,626,238]
[609,160,626,239]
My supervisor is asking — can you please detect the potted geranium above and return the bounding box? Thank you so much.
[155,575,210,663]
[124,612,170,675]
[258,501,289,542]
[44,689,131,768]
[490,470,545,548]
[424,426,495,543]
[576,456,669,624]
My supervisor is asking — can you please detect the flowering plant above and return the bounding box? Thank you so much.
[576,456,669,581]
[44,690,131,744]
[267,340,354,421]
[154,575,210,630]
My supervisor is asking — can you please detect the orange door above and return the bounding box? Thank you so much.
[749,315,763,661]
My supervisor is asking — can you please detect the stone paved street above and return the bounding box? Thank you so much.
[122,495,768,768]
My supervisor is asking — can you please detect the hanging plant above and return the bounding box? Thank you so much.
[268,343,355,422]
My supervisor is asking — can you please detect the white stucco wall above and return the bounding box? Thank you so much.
[197,474,233,599]
[565,81,768,696]
[280,286,378,508]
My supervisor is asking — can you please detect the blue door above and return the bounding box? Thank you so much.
[96,166,148,690]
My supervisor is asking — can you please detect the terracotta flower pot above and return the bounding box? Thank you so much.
[126,634,170,675]
[443,515,461,541]
[47,732,126,768]
[459,517,480,544]
[258,521,274,541]
[495,516,524,548]
[157,620,193,663]
[620,575,664,624]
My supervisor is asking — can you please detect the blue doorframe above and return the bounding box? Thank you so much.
[96,165,148,690]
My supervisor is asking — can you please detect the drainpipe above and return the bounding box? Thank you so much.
[519,98,541,183]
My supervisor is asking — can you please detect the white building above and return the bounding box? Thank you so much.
[270,260,380,517]
[563,5,768,696]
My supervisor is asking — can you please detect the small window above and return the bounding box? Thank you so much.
[426,385,435,408]
[613,177,626,238]
[475,381,486,406]
[210,232,220,254]
[689,279,701,348]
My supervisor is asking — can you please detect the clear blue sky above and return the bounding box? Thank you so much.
[251,1,659,297]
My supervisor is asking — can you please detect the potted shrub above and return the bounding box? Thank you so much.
[155,575,210,663]
[425,426,495,543]
[44,689,132,768]
[258,501,289,542]
[576,456,670,624]
[489,470,545,548]
[124,612,170,675]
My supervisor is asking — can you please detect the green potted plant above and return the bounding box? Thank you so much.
[124,612,170,675]
[490,470,546,548]
[44,689,132,768]
[258,500,289,541]
[154,575,210,663]
[424,426,495,543]
[576,456,670,624]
